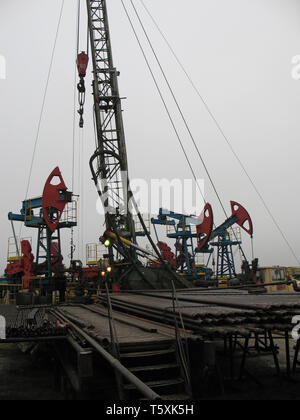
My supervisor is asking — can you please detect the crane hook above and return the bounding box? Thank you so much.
[76,52,89,128]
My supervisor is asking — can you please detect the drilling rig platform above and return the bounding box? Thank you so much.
[1,0,300,402]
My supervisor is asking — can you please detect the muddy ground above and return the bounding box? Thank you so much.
[0,344,62,400]
[0,339,300,400]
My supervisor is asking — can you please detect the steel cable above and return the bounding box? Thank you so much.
[20,0,65,239]
[122,0,248,262]
[137,0,300,265]
[24,0,65,202]
[120,0,205,204]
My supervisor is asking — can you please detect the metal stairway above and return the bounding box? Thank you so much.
[119,340,191,400]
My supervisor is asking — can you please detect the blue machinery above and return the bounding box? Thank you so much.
[151,201,253,281]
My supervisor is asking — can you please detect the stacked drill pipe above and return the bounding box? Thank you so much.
[97,292,300,380]
[4,306,67,340]
[97,291,300,339]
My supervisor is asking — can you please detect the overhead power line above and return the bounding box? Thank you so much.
[138,0,300,265]
[24,0,65,201]
[120,0,205,205]
[124,0,248,261]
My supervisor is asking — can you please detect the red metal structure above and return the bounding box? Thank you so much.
[5,240,34,283]
[156,242,177,269]
[230,201,253,237]
[7,168,76,295]
[42,167,70,233]
[196,203,214,251]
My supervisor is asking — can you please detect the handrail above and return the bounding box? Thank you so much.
[171,281,192,392]
[105,281,120,358]
[51,308,160,401]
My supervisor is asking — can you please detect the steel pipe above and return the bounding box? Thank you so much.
[51,309,160,401]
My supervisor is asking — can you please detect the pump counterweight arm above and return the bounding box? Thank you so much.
[195,201,253,252]
[209,201,253,241]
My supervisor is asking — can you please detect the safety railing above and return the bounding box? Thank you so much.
[7,237,32,262]
[86,243,102,266]
[61,200,78,224]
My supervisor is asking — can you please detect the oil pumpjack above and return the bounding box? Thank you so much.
[2,2,299,403]
[76,0,257,290]
[6,168,76,302]
[3,0,256,297]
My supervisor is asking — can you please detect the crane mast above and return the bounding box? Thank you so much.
[86,0,134,242]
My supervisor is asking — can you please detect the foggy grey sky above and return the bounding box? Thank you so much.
[0,0,300,273]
